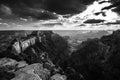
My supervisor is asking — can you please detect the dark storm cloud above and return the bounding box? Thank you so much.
[100,0,120,14]
[1,0,120,19]
[0,0,96,16]
[44,0,96,14]
[110,0,120,14]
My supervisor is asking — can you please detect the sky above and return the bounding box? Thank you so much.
[0,0,120,19]
[0,0,102,18]
[0,0,120,30]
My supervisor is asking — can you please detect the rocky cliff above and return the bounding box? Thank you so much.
[1,30,120,80]
[0,31,69,80]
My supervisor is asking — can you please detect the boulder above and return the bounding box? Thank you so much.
[0,58,28,72]
[11,63,50,80]
[0,58,28,80]
[51,74,67,80]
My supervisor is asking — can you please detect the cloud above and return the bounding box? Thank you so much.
[0,0,96,15]
[0,4,12,16]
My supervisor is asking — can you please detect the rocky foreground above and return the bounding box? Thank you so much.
[0,31,69,80]
[1,30,120,80]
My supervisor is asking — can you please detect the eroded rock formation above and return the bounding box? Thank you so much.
[1,30,120,80]
[0,31,68,80]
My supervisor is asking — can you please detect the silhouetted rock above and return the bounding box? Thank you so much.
[61,30,120,80]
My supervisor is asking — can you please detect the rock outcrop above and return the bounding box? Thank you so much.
[0,31,69,64]
[11,63,50,80]
[2,30,120,80]
[51,74,67,80]
[0,57,66,80]
[0,31,68,80]
[0,58,28,80]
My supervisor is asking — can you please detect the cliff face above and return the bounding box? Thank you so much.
[1,30,120,80]
[0,31,69,80]
[0,31,69,64]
